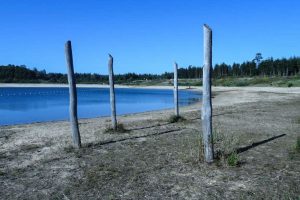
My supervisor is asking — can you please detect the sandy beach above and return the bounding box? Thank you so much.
[0,86,299,199]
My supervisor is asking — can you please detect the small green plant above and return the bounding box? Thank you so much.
[168,115,185,123]
[209,126,241,166]
[287,82,293,87]
[227,152,239,166]
[104,123,128,133]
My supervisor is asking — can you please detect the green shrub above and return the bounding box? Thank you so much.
[235,80,250,86]
[227,152,239,166]
[104,123,128,133]
[168,115,185,123]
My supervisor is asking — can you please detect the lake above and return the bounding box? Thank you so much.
[0,87,201,126]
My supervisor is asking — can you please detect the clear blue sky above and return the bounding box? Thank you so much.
[0,0,299,74]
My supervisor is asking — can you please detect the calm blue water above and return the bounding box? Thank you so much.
[0,87,201,126]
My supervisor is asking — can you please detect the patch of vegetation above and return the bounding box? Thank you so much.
[104,123,128,133]
[178,79,202,86]
[197,126,241,166]
[226,152,239,166]
[211,76,300,87]
[213,129,240,167]
[235,80,250,86]
[168,115,186,123]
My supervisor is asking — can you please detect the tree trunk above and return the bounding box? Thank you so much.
[174,62,179,117]
[108,54,117,130]
[65,41,81,148]
[201,24,214,163]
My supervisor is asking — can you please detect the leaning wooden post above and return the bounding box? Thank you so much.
[174,62,179,117]
[65,40,81,148]
[108,54,117,130]
[201,24,214,163]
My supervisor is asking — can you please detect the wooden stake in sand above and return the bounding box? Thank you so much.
[174,62,179,117]
[108,54,117,130]
[202,24,214,163]
[65,41,81,148]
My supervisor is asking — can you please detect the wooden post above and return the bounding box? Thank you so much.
[65,40,81,148]
[174,62,179,117]
[202,24,214,163]
[108,54,117,130]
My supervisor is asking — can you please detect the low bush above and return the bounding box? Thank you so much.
[227,152,239,166]
[168,115,185,123]
[104,123,128,133]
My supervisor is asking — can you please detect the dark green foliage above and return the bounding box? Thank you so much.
[213,56,300,77]
[104,123,128,133]
[235,80,250,86]
[1,56,299,84]
[227,152,239,166]
[168,115,185,123]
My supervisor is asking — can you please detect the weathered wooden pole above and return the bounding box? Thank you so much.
[108,54,117,130]
[201,24,214,163]
[65,40,81,148]
[174,62,179,117]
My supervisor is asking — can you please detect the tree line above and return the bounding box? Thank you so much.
[0,56,299,83]
[0,65,162,83]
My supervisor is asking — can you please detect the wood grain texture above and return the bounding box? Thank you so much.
[65,41,81,148]
[174,62,179,117]
[202,24,214,163]
[108,54,117,130]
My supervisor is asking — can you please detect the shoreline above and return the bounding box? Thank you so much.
[0,83,190,90]
[0,86,299,127]
[0,86,298,128]
[1,83,300,93]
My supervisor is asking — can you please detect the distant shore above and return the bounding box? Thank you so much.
[1,83,300,94]
[0,83,185,90]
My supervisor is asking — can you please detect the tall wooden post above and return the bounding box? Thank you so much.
[202,24,214,163]
[174,62,179,117]
[108,54,117,130]
[65,40,81,148]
